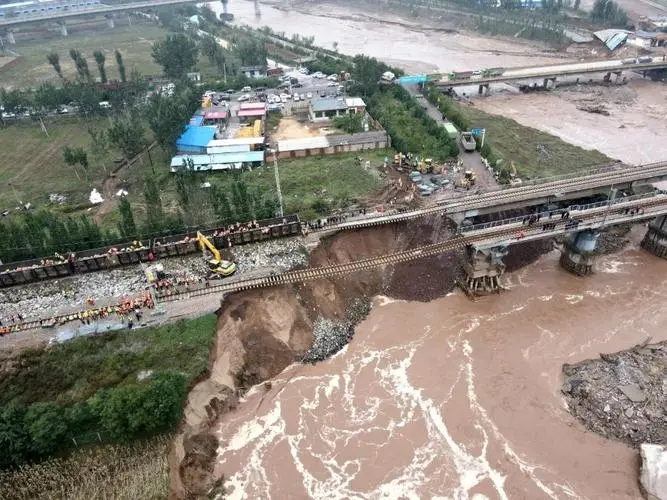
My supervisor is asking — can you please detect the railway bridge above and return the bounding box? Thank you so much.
[154,192,667,302]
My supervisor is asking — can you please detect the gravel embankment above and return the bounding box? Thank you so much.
[0,238,308,321]
[302,297,371,363]
[562,340,666,447]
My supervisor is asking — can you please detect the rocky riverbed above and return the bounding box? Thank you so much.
[561,340,667,448]
[0,238,308,321]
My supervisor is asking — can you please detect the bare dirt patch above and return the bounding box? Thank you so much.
[271,117,329,141]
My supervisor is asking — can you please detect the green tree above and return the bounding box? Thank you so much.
[332,113,363,134]
[93,50,107,83]
[69,49,91,82]
[90,372,187,440]
[146,90,188,153]
[230,178,252,221]
[24,402,68,456]
[152,34,198,80]
[143,176,165,233]
[234,38,267,67]
[46,52,62,79]
[106,110,146,159]
[0,404,30,468]
[209,184,234,224]
[115,49,127,83]
[62,146,89,181]
[117,195,138,239]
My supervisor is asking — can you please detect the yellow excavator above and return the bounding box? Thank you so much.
[459,169,477,189]
[196,231,237,278]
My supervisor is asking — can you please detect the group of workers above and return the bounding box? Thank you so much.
[0,290,155,337]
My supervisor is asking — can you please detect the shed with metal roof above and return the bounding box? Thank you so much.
[176,125,217,154]
[170,151,265,171]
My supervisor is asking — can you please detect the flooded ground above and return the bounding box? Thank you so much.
[211,0,566,73]
[214,227,665,499]
[473,80,667,165]
[216,1,667,165]
[188,3,667,498]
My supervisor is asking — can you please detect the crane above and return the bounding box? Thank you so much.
[196,231,237,278]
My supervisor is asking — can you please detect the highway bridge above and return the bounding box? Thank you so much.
[432,57,667,91]
[0,0,200,27]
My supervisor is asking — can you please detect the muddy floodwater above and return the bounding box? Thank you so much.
[213,1,667,164]
[214,227,666,499]
[474,80,667,165]
[210,0,563,73]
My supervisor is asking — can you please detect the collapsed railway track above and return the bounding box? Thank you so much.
[4,194,667,335]
[156,194,667,304]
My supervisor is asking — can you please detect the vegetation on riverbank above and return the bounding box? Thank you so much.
[0,315,217,469]
[0,435,171,500]
[425,85,611,179]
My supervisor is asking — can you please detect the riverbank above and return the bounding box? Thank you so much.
[195,224,667,499]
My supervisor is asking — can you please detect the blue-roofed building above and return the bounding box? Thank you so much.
[190,115,205,127]
[176,125,217,154]
[170,151,265,172]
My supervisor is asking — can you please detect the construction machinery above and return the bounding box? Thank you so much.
[145,263,167,283]
[196,231,237,278]
[459,169,477,189]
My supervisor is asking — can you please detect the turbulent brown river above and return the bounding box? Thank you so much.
[201,2,667,497]
[214,228,666,499]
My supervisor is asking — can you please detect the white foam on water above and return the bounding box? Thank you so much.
[564,294,583,304]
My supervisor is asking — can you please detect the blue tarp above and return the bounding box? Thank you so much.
[176,125,216,151]
[399,75,428,84]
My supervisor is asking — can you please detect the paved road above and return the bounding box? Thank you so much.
[401,83,496,190]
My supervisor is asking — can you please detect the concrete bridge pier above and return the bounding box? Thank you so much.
[59,22,68,37]
[478,83,489,95]
[461,245,508,296]
[106,16,115,28]
[6,31,15,44]
[641,215,667,259]
[559,229,599,276]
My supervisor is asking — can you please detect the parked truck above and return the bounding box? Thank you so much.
[482,67,504,78]
[460,132,476,152]
[448,70,475,80]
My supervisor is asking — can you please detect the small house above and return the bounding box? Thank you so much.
[309,97,349,123]
[239,65,267,79]
[627,30,660,48]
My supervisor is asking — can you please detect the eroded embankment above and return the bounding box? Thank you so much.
[168,216,552,499]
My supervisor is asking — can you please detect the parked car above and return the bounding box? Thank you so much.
[99,101,112,109]
[293,95,300,102]
[241,86,252,92]
[237,94,250,102]
[306,92,313,99]
[293,82,304,88]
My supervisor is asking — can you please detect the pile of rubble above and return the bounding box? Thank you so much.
[561,339,666,447]
[0,238,308,322]
[302,297,372,363]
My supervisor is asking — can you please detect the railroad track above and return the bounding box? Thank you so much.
[156,195,667,304]
[6,195,666,333]
[309,161,667,234]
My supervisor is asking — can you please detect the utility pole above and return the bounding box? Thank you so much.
[272,146,284,217]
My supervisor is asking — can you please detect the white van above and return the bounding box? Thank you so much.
[241,86,252,92]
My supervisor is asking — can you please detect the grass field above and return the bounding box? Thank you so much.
[459,105,611,179]
[0,116,119,207]
[210,150,390,220]
[1,314,217,406]
[0,22,169,89]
